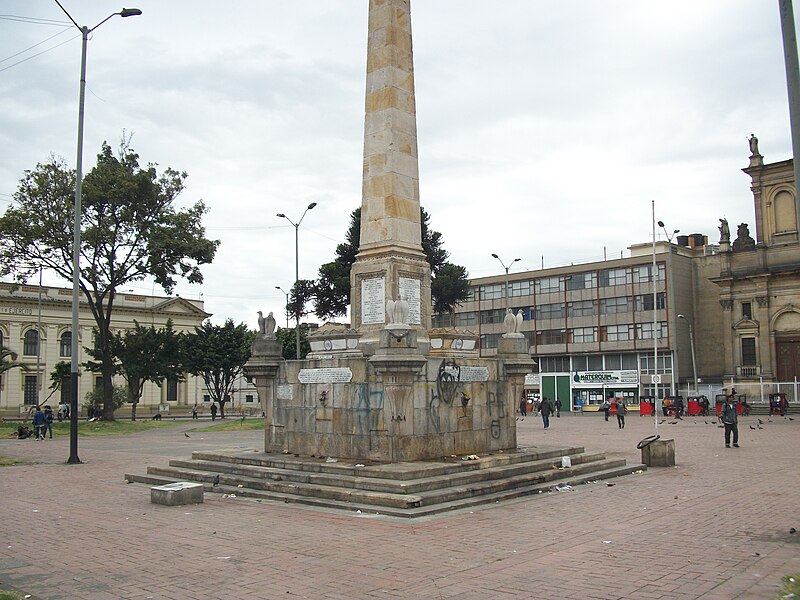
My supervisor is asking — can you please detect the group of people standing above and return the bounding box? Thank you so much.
[600,396,627,428]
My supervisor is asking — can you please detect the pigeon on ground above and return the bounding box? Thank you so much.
[757,424,763,429]
[790,527,796,534]
[669,421,678,425]
[749,425,756,430]
[184,432,190,438]
[790,417,795,421]
[758,419,764,425]
[212,474,220,487]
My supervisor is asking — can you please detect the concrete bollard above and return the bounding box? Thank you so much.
[640,438,675,467]
[151,481,204,506]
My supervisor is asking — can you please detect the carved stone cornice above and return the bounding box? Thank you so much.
[720,299,733,310]
[756,296,769,308]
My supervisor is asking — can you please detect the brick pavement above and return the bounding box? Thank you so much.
[1,413,798,599]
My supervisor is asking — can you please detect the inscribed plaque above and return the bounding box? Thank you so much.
[361,277,385,324]
[398,277,421,324]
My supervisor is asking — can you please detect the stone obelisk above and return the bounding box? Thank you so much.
[350,0,432,355]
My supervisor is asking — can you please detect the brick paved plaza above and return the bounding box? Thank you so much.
[1,412,798,600]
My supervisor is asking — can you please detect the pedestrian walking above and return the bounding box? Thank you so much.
[210,403,218,421]
[43,405,54,439]
[555,398,561,418]
[191,403,198,420]
[32,406,46,440]
[615,398,627,429]
[519,395,527,417]
[539,397,554,429]
[721,394,739,448]
[601,397,611,421]
[57,402,64,423]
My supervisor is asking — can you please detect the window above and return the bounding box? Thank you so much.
[565,272,597,290]
[479,333,500,349]
[431,314,452,328]
[632,263,665,283]
[742,302,752,319]
[167,378,178,402]
[598,268,631,287]
[535,277,562,294]
[0,329,4,347]
[479,284,503,301]
[570,327,597,343]
[456,312,478,327]
[601,324,634,341]
[466,287,478,301]
[536,329,566,345]
[568,300,596,317]
[572,355,587,371]
[95,376,102,390]
[536,303,565,320]
[636,322,668,339]
[635,293,666,312]
[203,394,211,403]
[60,377,72,405]
[640,353,672,374]
[539,356,570,373]
[60,332,72,357]
[605,354,622,370]
[24,375,38,405]
[245,394,255,403]
[622,354,638,370]
[23,330,39,356]
[509,280,532,297]
[600,297,631,314]
[480,309,505,325]
[587,355,604,371]
[741,338,757,366]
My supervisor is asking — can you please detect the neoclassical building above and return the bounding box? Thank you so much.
[0,283,212,416]
[710,145,800,384]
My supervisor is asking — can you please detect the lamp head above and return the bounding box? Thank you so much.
[513,258,521,263]
[276,213,286,218]
[491,253,499,259]
[307,202,317,210]
[677,314,685,319]
[657,220,665,228]
[120,8,142,17]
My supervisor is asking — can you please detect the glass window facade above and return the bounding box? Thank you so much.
[23,330,39,356]
[600,296,631,314]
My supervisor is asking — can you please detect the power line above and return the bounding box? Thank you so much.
[0,26,71,64]
[0,15,71,26]
[0,33,79,73]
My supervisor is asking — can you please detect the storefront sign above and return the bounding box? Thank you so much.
[0,306,34,316]
[572,370,638,387]
[524,374,540,386]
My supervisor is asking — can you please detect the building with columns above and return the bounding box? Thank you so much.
[0,283,213,416]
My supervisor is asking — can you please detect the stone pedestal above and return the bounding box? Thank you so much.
[244,335,283,452]
[641,438,676,467]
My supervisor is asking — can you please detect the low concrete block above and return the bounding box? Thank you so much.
[641,438,675,467]
[151,481,204,506]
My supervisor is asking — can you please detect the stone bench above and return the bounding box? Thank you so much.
[151,481,204,506]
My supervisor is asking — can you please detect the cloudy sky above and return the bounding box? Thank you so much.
[1,1,796,328]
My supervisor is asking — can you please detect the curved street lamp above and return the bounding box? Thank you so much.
[275,286,290,329]
[55,1,142,465]
[277,202,317,359]
[491,254,520,310]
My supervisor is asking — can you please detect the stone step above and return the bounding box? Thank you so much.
[165,450,607,496]
[141,455,628,510]
[127,462,645,519]
[188,445,587,481]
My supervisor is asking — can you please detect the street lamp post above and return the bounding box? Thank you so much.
[277,202,317,359]
[678,314,698,395]
[657,220,680,244]
[56,1,142,464]
[275,286,290,329]
[491,254,520,311]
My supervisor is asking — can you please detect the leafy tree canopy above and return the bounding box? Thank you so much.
[183,319,253,418]
[0,141,219,419]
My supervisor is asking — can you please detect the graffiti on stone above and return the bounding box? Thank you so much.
[437,360,460,406]
[354,383,383,435]
[428,388,441,433]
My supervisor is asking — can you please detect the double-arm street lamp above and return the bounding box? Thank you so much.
[657,220,680,244]
[55,1,142,464]
[277,202,317,359]
[677,314,698,395]
[491,254,520,310]
[275,286,290,329]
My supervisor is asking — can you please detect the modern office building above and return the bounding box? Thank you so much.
[435,146,800,410]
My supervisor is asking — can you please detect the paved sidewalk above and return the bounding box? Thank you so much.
[1,413,798,599]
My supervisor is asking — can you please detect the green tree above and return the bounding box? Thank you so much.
[431,262,471,319]
[0,142,219,420]
[84,385,129,415]
[276,326,311,360]
[94,320,184,421]
[312,206,469,320]
[183,320,253,419]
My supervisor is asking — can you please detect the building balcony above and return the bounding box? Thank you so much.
[737,365,761,378]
